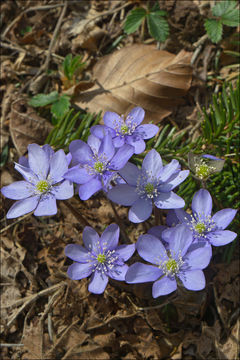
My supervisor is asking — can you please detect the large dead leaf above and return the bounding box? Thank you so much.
[10,97,53,155]
[75,45,192,123]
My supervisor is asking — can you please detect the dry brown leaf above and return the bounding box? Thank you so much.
[10,97,53,155]
[75,45,192,123]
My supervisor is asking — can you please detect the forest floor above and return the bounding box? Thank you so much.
[0,1,239,359]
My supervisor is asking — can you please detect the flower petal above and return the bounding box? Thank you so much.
[126,137,146,154]
[159,170,189,192]
[42,144,54,160]
[154,192,185,209]
[192,189,212,217]
[107,184,139,206]
[208,230,237,246]
[101,223,119,251]
[119,162,140,186]
[64,166,94,184]
[147,225,167,240]
[83,226,100,252]
[129,198,152,223]
[34,194,57,216]
[67,262,92,280]
[137,234,168,265]
[128,107,145,126]
[110,144,134,170]
[6,196,40,219]
[125,263,162,283]
[108,264,128,281]
[78,178,102,200]
[14,163,38,184]
[152,276,177,297]
[65,244,91,262]
[113,136,125,148]
[51,180,73,200]
[88,271,109,294]
[159,159,180,183]
[69,140,93,164]
[99,133,115,161]
[166,210,181,227]
[178,270,206,291]
[183,244,212,269]
[28,144,49,179]
[18,156,29,167]
[212,208,237,230]
[1,181,35,200]
[135,124,158,139]
[103,111,121,129]
[142,149,163,177]
[49,149,68,182]
[174,209,191,224]
[116,244,135,261]
[162,224,193,258]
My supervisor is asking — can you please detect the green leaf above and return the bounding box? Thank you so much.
[204,19,223,43]
[29,91,59,107]
[63,54,72,80]
[123,8,147,34]
[212,1,236,17]
[51,95,70,122]
[221,8,239,26]
[146,13,169,42]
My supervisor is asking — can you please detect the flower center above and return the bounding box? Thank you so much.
[97,253,106,264]
[121,124,129,134]
[166,258,178,273]
[36,180,49,193]
[94,161,104,173]
[145,182,154,194]
[195,164,210,179]
[195,222,206,233]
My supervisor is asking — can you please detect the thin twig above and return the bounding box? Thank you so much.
[127,293,178,311]
[0,343,24,347]
[109,200,130,243]
[0,212,32,234]
[61,200,91,227]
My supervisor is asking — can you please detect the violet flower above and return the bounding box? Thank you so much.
[64,133,134,200]
[107,149,189,223]
[1,144,74,218]
[65,224,135,294]
[91,107,159,154]
[125,224,212,298]
[169,189,237,247]
[188,152,225,180]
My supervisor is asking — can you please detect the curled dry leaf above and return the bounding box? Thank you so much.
[10,97,53,155]
[75,44,192,123]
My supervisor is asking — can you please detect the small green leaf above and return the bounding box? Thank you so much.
[51,95,70,122]
[29,91,59,107]
[123,8,147,34]
[0,144,9,168]
[221,8,239,26]
[146,13,169,42]
[212,1,236,17]
[204,19,223,43]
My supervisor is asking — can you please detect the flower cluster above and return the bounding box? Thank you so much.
[1,107,237,297]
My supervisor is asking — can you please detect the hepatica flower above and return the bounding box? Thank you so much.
[126,224,212,298]
[172,189,237,246]
[91,107,159,154]
[188,152,225,180]
[1,144,73,218]
[107,149,189,223]
[65,224,135,294]
[64,133,134,200]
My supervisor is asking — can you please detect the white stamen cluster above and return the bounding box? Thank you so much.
[34,177,53,195]
[157,251,184,277]
[84,153,109,175]
[186,213,216,239]
[136,170,160,200]
[87,240,119,275]
[113,114,138,137]
[195,159,216,179]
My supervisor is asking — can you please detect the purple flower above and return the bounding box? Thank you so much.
[91,107,159,154]
[1,144,74,218]
[125,224,212,298]
[64,133,134,200]
[107,149,189,223]
[65,224,135,294]
[188,152,225,180]
[170,189,237,247]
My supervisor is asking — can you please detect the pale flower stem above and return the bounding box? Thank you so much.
[109,200,130,244]
[154,206,163,226]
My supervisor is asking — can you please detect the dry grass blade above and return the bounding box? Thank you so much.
[75,44,192,123]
